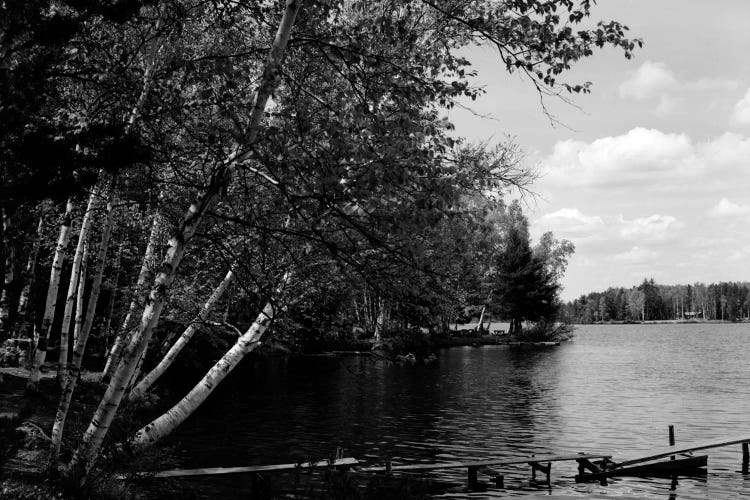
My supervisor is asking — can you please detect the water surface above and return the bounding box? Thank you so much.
[164,323,750,498]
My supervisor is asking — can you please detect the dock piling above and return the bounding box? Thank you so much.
[742,442,749,474]
[669,425,675,461]
[467,466,478,488]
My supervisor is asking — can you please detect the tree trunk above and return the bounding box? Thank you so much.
[59,241,88,388]
[477,305,486,331]
[101,213,161,381]
[128,272,289,453]
[67,1,302,478]
[50,195,115,462]
[14,214,45,339]
[27,200,74,392]
[58,191,99,383]
[130,269,235,400]
[373,298,384,343]
[0,210,14,338]
[101,241,123,356]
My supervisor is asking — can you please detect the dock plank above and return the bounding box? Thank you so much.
[617,436,750,468]
[359,453,611,473]
[140,457,359,478]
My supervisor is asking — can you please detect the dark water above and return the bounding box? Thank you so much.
[165,324,750,498]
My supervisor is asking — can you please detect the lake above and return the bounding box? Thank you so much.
[162,323,750,498]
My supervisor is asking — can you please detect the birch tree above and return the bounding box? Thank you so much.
[129,268,235,400]
[58,190,99,383]
[128,272,289,452]
[51,194,116,462]
[27,201,74,392]
[101,212,161,381]
[67,0,304,479]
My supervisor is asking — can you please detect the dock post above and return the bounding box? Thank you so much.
[546,462,551,486]
[385,459,392,474]
[669,425,675,461]
[742,442,749,474]
[467,466,478,489]
[492,475,504,488]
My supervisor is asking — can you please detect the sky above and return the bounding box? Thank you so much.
[447,0,750,301]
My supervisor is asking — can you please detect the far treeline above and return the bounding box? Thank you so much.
[562,279,750,323]
[0,0,640,491]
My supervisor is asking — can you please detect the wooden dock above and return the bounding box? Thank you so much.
[575,433,750,482]
[120,457,359,479]
[616,435,750,468]
[359,452,611,488]
[125,429,750,490]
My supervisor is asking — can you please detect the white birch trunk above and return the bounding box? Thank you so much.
[59,241,88,388]
[128,272,289,453]
[50,196,115,462]
[67,1,302,477]
[129,269,235,400]
[27,200,74,391]
[101,213,161,381]
[58,190,99,379]
[14,214,44,339]
[98,14,163,381]
[477,305,486,331]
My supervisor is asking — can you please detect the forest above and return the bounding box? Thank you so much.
[0,0,640,496]
[562,279,750,323]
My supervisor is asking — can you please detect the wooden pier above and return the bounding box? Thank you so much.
[575,431,750,482]
[358,452,610,488]
[125,428,750,491]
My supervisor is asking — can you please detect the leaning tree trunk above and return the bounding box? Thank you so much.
[477,305,486,331]
[27,200,74,392]
[14,214,45,339]
[101,213,161,382]
[58,190,99,383]
[128,272,289,453]
[129,269,235,400]
[50,196,115,463]
[98,14,163,381]
[61,241,89,388]
[67,1,302,478]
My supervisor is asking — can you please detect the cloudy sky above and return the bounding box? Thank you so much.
[449,0,750,301]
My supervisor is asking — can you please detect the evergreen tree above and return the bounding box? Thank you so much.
[491,225,559,334]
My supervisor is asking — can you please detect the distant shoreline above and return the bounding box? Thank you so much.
[583,319,741,325]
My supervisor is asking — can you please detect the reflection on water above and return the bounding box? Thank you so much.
[165,324,750,498]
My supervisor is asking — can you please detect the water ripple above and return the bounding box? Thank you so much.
[166,323,750,498]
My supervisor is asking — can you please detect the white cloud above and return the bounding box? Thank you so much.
[619,62,742,118]
[542,128,695,188]
[610,246,658,264]
[542,129,750,193]
[619,214,682,241]
[710,197,750,217]
[730,87,750,127]
[619,61,678,101]
[538,208,604,235]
